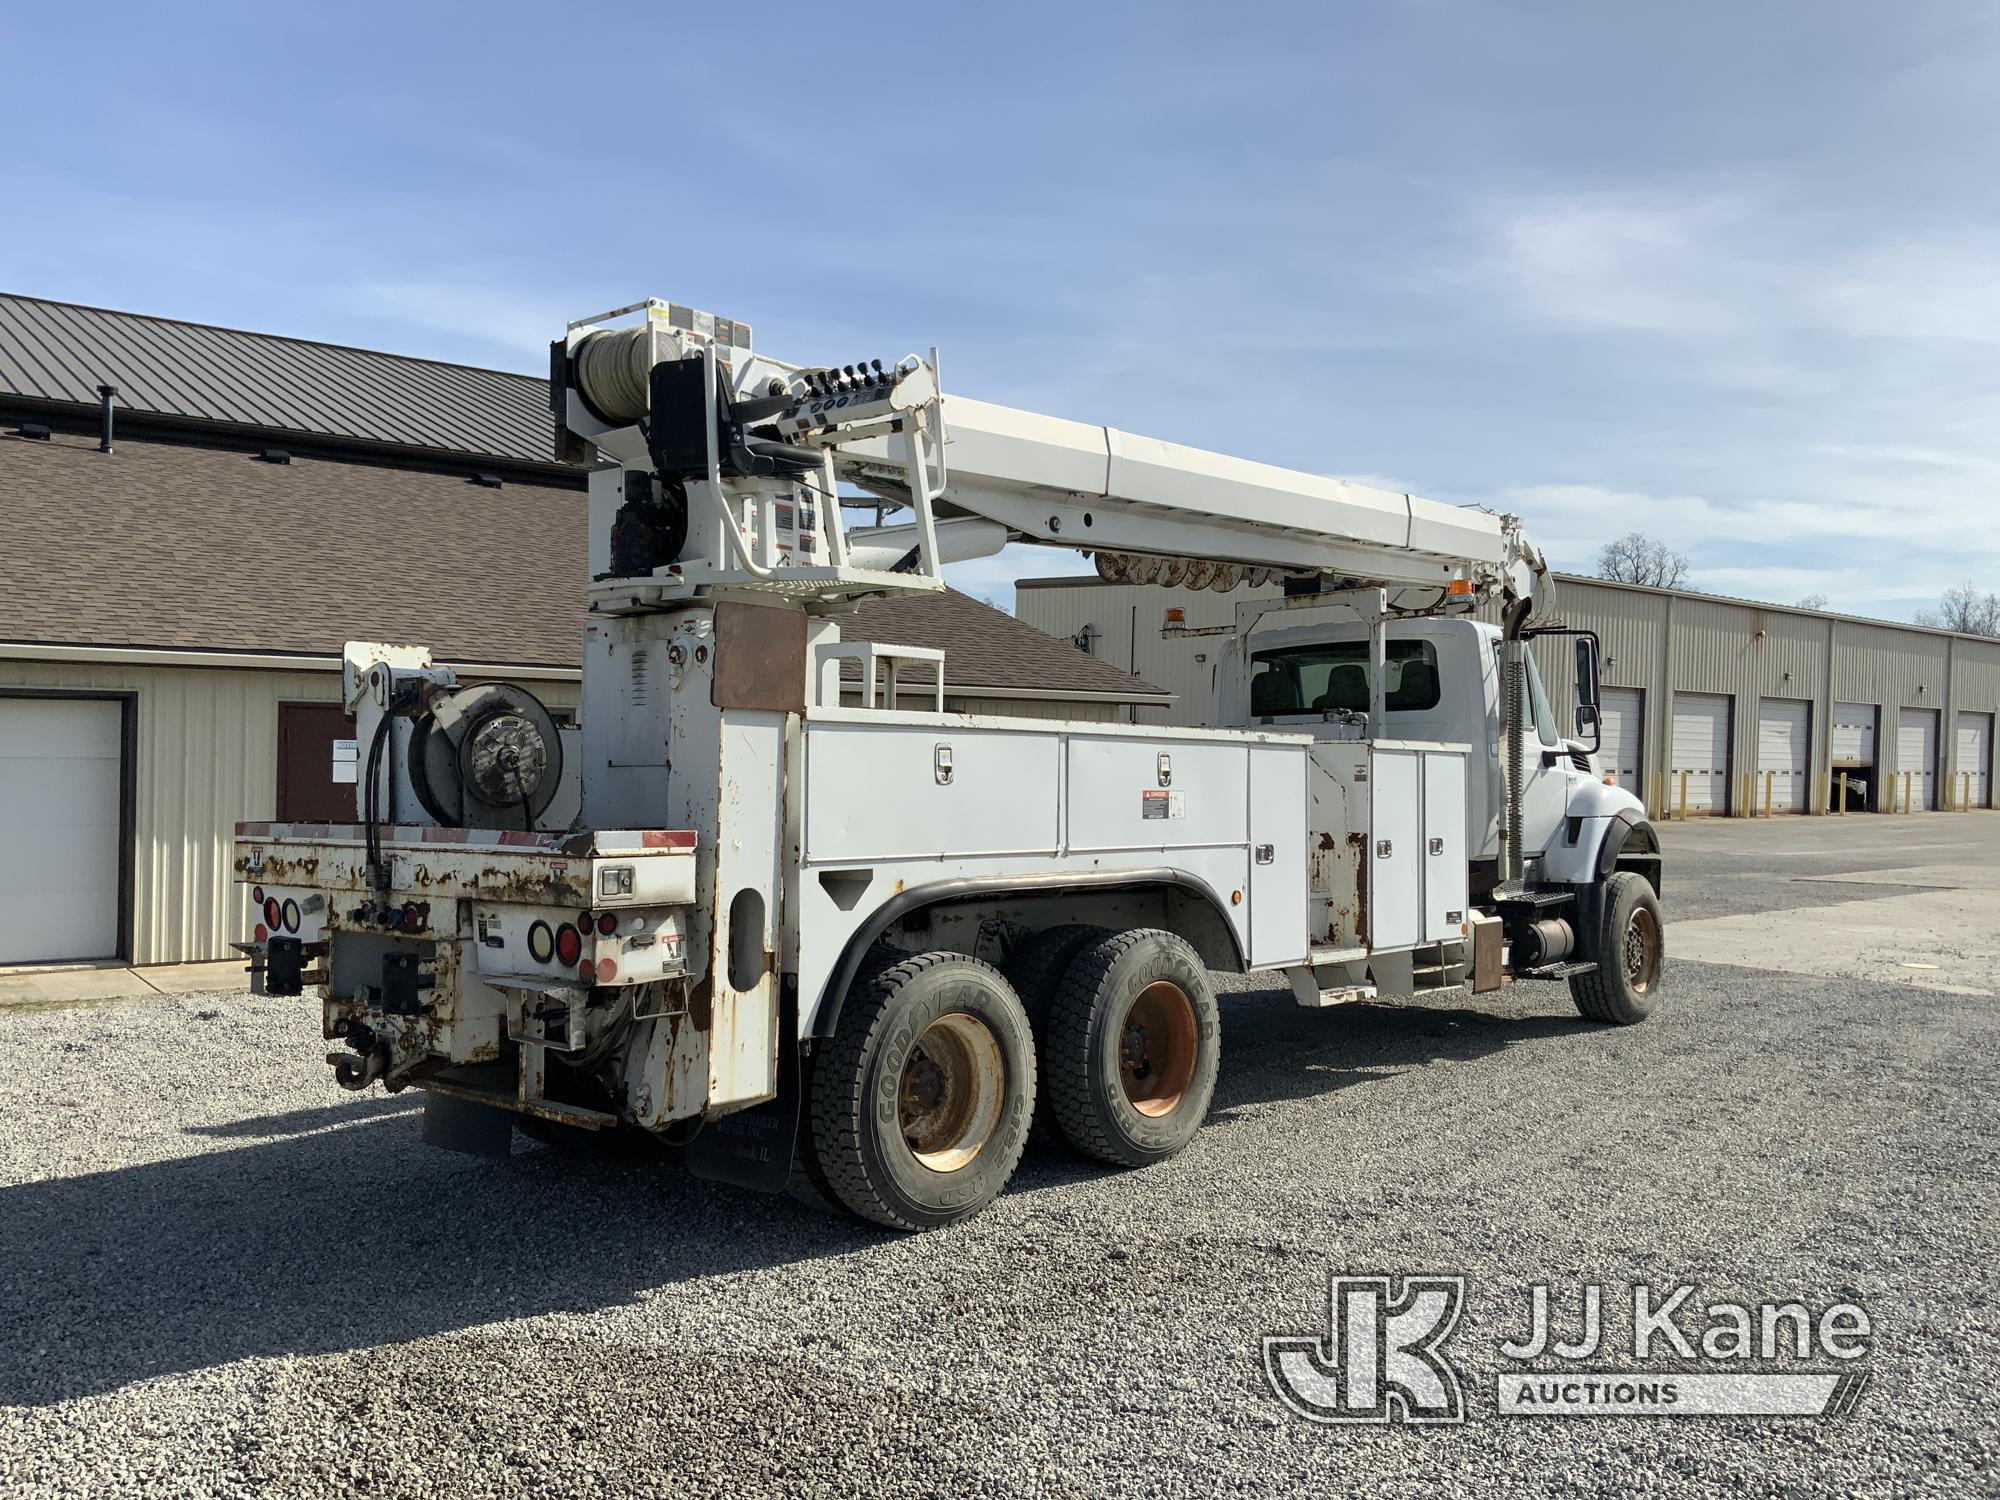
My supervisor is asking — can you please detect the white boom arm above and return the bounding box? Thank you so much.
[843,394,1546,606]
[556,299,1548,612]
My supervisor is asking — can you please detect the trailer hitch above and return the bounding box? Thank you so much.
[327,1037,389,1091]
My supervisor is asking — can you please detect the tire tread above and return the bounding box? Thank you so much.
[806,950,1030,1231]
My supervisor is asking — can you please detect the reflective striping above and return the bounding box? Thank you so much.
[1596,687,1643,788]
[1671,693,1731,813]
[1896,708,1939,811]
[1756,699,1810,813]
[1955,712,1992,809]
[234,820,698,852]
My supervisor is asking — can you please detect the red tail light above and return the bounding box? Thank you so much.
[555,924,582,966]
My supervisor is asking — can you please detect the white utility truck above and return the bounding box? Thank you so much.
[233,299,1665,1230]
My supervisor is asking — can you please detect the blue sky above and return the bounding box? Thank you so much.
[6,2,1997,617]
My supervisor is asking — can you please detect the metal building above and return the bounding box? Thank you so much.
[1017,571,2000,820]
[0,295,1161,969]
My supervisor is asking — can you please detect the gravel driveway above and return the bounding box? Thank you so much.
[1,818,1994,1497]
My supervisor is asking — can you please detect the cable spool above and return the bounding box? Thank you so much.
[407,683,565,830]
[572,326,656,424]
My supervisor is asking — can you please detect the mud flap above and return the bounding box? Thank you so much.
[684,992,800,1194]
[421,1093,517,1159]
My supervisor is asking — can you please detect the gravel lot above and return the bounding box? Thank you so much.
[2,816,1996,1497]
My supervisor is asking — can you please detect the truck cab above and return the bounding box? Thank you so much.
[1218,614,1630,866]
[1211,606,1659,996]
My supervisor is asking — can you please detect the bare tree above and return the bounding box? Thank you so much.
[1595,532,1691,589]
[1795,593,1830,611]
[1914,581,2000,636]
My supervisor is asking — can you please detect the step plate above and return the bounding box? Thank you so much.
[1518,960,1598,979]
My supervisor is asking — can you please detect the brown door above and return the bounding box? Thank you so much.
[277,702,357,822]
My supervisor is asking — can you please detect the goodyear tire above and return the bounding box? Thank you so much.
[1003,924,1111,1138]
[1570,871,1666,1025]
[807,951,1035,1231]
[1045,929,1220,1167]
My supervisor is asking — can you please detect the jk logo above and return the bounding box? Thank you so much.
[1262,1274,1467,1424]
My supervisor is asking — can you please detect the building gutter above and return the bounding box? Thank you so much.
[0,641,582,681]
[0,642,1173,702]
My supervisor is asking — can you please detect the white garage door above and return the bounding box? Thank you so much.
[1596,687,1643,791]
[1957,712,1992,809]
[1897,708,1938,812]
[0,698,123,963]
[1831,702,1876,765]
[1671,693,1731,814]
[1757,699,1811,813]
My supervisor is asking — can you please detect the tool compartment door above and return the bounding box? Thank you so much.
[1422,748,1469,944]
[1065,736,1248,852]
[1367,747,1421,950]
[1247,742,1309,967]
[804,721,1061,861]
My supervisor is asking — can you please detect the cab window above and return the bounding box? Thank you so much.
[1491,641,1561,745]
[1249,639,1442,718]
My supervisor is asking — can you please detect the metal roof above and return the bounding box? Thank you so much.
[0,292,554,467]
[0,419,1165,699]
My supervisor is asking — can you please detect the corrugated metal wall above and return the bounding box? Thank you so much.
[1017,582,1243,727]
[0,658,579,965]
[1017,576,2000,817]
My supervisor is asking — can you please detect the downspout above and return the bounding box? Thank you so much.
[97,384,117,454]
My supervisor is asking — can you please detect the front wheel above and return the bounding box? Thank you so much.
[1570,871,1665,1025]
[807,951,1035,1231]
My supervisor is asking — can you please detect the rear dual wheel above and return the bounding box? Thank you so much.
[1044,929,1220,1167]
[1003,923,1110,1138]
[806,951,1035,1231]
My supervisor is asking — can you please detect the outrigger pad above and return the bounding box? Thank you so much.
[421,1093,517,1159]
[264,937,304,997]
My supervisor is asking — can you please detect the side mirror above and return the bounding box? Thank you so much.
[1574,636,1602,752]
[1575,637,1600,708]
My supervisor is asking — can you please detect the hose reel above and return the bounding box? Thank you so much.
[407,682,565,830]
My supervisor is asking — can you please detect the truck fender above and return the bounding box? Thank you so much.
[806,867,1246,1040]
[1597,811,1662,894]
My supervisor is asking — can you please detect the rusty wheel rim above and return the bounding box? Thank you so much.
[1119,981,1200,1118]
[1624,907,1661,994]
[898,1012,1005,1173]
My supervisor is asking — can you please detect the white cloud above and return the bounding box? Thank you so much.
[338,280,576,362]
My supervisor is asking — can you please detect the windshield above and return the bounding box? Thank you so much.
[1249,639,1442,718]
[1491,642,1561,745]
[1524,650,1560,745]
